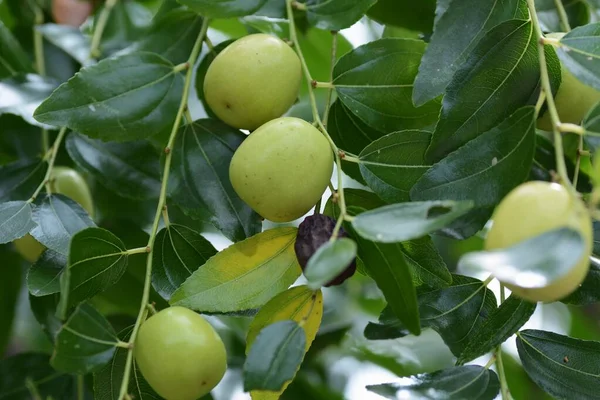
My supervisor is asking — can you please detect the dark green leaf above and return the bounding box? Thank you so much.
[367,365,500,400]
[517,329,600,399]
[358,130,431,203]
[401,236,452,289]
[536,0,591,33]
[555,23,600,90]
[125,9,204,65]
[0,353,72,400]
[0,201,35,243]
[34,52,184,141]
[0,246,22,355]
[97,0,153,57]
[304,238,357,290]
[458,228,585,290]
[426,19,539,161]
[414,0,526,105]
[412,107,536,208]
[333,38,441,133]
[60,227,128,311]
[152,223,217,300]
[178,0,268,18]
[94,326,161,400]
[31,194,95,256]
[0,20,33,78]
[51,303,118,374]
[0,115,43,165]
[305,0,377,31]
[27,249,66,296]
[562,260,600,305]
[29,293,63,342]
[366,0,436,33]
[168,119,262,242]
[244,320,306,392]
[194,40,235,120]
[36,23,93,66]
[0,73,58,128]
[582,99,600,153]
[66,132,161,201]
[328,100,385,184]
[0,158,45,202]
[352,200,474,243]
[457,296,537,365]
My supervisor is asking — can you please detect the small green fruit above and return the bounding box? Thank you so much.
[485,181,592,302]
[203,33,302,130]
[537,32,600,131]
[135,307,227,400]
[230,117,333,222]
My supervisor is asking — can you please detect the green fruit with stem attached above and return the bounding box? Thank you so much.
[230,117,333,222]
[135,307,227,400]
[203,33,302,130]
[13,166,94,263]
[485,181,592,302]
[537,32,600,131]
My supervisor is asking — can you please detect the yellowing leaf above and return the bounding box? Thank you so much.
[170,227,301,313]
[246,285,324,400]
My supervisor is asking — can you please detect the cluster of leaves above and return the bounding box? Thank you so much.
[2,0,600,399]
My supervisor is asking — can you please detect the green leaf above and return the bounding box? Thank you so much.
[96,0,153,57]
[29,294,63,342]
[555,22,600,91]
[332,38,441,133]
[0,201,35,243]
[367,365,500,400]
[0,20,33,78]
[51,303,118,374]
[125,9,204,65]
[352,200,474,243]
[328,100,385,184]
[0,158,46,202]
[426,19,540,161]
[536,0,591,34]
[411,107,536,208]
[458,228,585,290]
[170,227,302,313]
[0,115,43,165]
[304,238,357,290]
[178,0,268,18]
[31,194,95,256]
[457,295,537,365]
[94,326,161,400]
[562,261,600,305]
[0,246,22,355]
[168,119,262,242]
[401,236,452,289]
[66,132,161,201]
[241,15,289,38]
[413,0,526,105]
[304,0,377,31]
[366,0,436,33]
[0,353,72,399]
[0,74,58,128]
[36,24,93,67]
[60,227,128,311]
[27,249,66,296]
[365,275,497,357]
[152,223,217,300]
[582,98,600,153]
[244,320,306,392]
[517,329,600,399]
[34,52,184,141]
[358,130,431,203]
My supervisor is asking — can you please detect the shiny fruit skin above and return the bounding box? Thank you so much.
[13,167,94,263]
[229,117,333,222]
[134,307,227,400]
[52,0,93,27]
[485,181,592,302]
[203,33,302,130]
[537,33,600,131]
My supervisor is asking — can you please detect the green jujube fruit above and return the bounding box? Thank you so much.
[537,32,600,131]
[230,117,333,222]
[203,33,302,130]
[13,166,94,262]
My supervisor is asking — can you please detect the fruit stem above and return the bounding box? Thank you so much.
[534,90,546,117]
[553,0,572,32]
[28,127,68,202]
[33,5,50,155]
[495,284,511,400]
[25,377,43,400]
[89,0,118,58]
[313,197,322,215]
[483,355,496,369]
[286,0,348,239]
[558,122,586,135]
[573,134,584,188]
[116,18,211,400]
[162,205,171,226]
[322,31,338,128]
[526,0,574,191]
[77,375,84,400]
